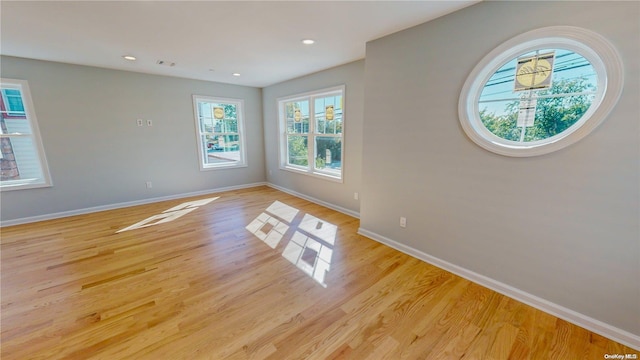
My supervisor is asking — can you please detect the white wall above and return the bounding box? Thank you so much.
[0,56,265,222]
[360,1,639,341]
[262,60,364,216]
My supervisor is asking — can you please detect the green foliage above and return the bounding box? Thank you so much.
[480,108,520,141]
[223,104,236,120]
[288,136,308,166]
[321,119,342,134]
[480,78,594,142]
[315,139,342,166]
[219,104,238,133]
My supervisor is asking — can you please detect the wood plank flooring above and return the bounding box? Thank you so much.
[1,186,637,359]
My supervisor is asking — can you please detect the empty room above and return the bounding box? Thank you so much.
[1,1,638,359]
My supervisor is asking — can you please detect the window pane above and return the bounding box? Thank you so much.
[198,103,214,133]
[204,134,240,165]
[222,118,238,133]
[314,137,341,173]
[314,94,342,135]
[285,100,309,134]
[287,135,308,166]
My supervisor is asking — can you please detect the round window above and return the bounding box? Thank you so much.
[459,26,623,157]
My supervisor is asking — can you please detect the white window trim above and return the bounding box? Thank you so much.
[458,26,624,157]
[192,95,247,171]
[277,85,345,182]
[0,78,52,191]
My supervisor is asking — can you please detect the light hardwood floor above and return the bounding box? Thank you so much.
[1,186,637,359]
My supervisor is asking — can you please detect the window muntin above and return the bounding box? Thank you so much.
[278,86,344,181]
[459,26,623,157]
[0,79,52,191]
[193,96,247,170]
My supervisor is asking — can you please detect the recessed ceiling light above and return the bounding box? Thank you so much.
[302,39,315,45]
[122,55,136,61]
[232,73,241,77]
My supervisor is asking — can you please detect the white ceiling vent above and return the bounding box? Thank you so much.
[156,60,176,67]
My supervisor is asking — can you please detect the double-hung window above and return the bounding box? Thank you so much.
[193,95,247,170]
[0,79,52,191]
[278,85,344,181]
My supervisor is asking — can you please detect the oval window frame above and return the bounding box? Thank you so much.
[458,26,623,157]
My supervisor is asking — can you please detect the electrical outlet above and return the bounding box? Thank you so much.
[400,217,407,228]
[146,181,153,189]
[146,119,153,126]
[354,192,359,200]
[137,119,143,126]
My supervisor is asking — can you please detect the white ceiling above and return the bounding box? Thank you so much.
[1,1,478,88]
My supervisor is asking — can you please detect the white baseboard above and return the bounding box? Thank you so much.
[266,183,360,219]
[1,182,267,227]
[357,227,640,351]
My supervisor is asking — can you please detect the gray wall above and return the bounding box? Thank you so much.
[0,56,265,222]
[360,1,639,336]
[262,60,364,215]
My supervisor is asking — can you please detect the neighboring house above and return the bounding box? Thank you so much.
[0,89,23,181]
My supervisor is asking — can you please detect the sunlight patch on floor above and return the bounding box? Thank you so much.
[245,213,289,249]
[265,200,299,223]
[282,231,333,287]
[117,197,219,233]
[298,213,337,246]
[246,200,336,288]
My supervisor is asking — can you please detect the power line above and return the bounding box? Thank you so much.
[484,62,594,89]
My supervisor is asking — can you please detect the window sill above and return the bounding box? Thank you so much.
[0,180,52,191]
[200,162,248,171]
[280,165,343,183]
